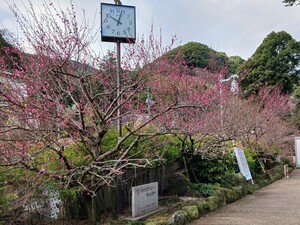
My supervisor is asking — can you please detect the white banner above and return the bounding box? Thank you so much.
[295,137,300,168]
[234,147,253,182]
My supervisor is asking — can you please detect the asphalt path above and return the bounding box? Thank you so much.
[189,169,300,225]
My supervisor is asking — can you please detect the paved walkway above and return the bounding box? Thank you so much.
[190,169,300,225]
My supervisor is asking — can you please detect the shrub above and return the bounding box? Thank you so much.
[0,187,18,215]
[181,205,199,220]
[206,196,220,211]
[189,153,238,185]
[281,157,295,168]
[191,183,214,197]
[59,187,87,219]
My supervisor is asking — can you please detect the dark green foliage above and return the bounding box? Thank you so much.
[167,42,244,75]
[231,185,247,199]
[181,205,199,220]
[239,31,300,95]
[290,88,300,128]
[126,221,145,225]
[247,183,259,194]
[290,109,300,129]
[0,168,38,221]
[281,157,295,167]
[211,187,228,207]
[159,136,181,166]
[268,165,284,180]
[228,56,245,74]
[189,153,238,185]
[283,0,300,6]
[0,31,20,69]
[59,187,88,219]
[0,187,18,216]
[191,183,214,197]
[168,42,235,71]
[0,30,13,49]
[223,187,240,203]
[242,147,263,178]
[223,173,246,188]
[205,196,220,211]
[293,85,300,99]
[195,201,208,215]
[165,173,193,196]
[256,151,280,170]
[170,210,190,225]
[98,129,181,166]
[168,42,211,68]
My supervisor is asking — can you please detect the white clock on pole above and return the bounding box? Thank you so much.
[101,3,136,43]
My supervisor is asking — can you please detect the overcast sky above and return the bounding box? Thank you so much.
[1,0,300,60]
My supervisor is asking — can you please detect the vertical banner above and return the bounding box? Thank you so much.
[234,147,253,183]
[294,137,300,168]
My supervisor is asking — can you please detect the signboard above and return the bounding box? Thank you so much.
[132,182,158,218]
[234,147,253,182]
[295,137,300,168]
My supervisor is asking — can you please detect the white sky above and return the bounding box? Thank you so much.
[1,0,300,60]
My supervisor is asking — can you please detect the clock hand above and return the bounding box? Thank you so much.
[108,14,123,25]
[117,12,123,26]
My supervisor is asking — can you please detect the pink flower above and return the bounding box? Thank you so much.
[39,167,46,173]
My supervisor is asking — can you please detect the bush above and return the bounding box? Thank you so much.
[189,153,238,185]
[181,205,199,220]
[0,187,18,215]
[247,184,259,194]
[281,157,295,168]
[168,209,190,225]
[195,201,208,215]
[242,147,262,178]
[206,196,220,211]
[59,187,87,219]
[191,183,214,197]
[165,173,193,196]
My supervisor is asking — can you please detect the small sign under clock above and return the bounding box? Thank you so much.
[101,3,136,43]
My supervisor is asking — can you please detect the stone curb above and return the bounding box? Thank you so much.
[159,166,291,225]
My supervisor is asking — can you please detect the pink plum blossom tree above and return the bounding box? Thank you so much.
[0,1,223,200]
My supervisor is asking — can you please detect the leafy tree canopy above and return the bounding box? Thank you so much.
[283,0,300,6]
[239,31,300,95]
[0,30,20,69]
[168,41,244,74]
[228,55,245,74]
[0,33,11,49]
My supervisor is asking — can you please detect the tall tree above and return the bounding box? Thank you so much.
[239,31,300,96]
[283,0,300,6]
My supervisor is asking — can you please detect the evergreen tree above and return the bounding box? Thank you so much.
[239,31,300,95]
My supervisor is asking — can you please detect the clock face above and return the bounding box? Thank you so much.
[101,3,136,43]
